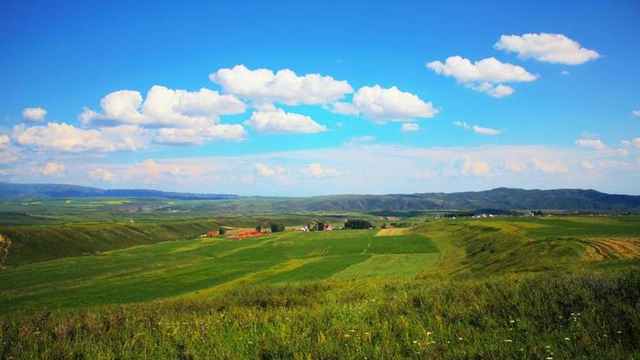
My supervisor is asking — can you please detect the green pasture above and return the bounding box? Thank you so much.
[1,214,639,359]
[0,230,439,312]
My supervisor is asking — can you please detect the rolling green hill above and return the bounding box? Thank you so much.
[1,216,639,359]
[0,219,221,267]
[1,216,639,312]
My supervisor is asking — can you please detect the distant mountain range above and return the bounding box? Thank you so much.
[1,182,639,212]
[0,182,237,200]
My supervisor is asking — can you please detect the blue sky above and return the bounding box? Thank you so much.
[1,0,639,195]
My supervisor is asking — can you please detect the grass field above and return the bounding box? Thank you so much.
[0,230,438,312]
[1,214,639,359]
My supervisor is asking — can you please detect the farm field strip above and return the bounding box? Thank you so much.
[332,253,439,279]
[0,230,439,313]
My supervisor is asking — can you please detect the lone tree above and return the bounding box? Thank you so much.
[270,223,286,233]
[344,219,373,229]
[219,227,227,235]
[255,225,262,233]
[0,234,11,270]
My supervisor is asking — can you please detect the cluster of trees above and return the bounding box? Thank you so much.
[344,219,372,229]
[269,223,286,233]
[307,221,327,231]
[252,223,285,233]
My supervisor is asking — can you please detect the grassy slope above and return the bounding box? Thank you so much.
[0,230,438,312]
[0,219,223,266]
[1,216,639,359]
[0,209,380,267]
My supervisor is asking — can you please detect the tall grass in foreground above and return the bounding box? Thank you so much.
[2,270,639,359]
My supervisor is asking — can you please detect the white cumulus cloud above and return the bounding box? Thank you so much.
[88,168,116,182]
[427,56,536,97]
[133,159,181,179]
[333,85,437,122]
[209,65,353,109]
[153,124,248,145]
[80,86,247,128]
[533,159,569,174]
[41,162,65,177]
[456,155,491,177]
[453,121,501,135]
[401,123,420,132]
[22,107,47,122]
[494,33,600,65]
[255,163,285,177]
[302,163,340,178]
[12,123,149,152]
[575,139,606,150]
[244,109,326,134]
[0,135,10,147]
[581,160,596,170]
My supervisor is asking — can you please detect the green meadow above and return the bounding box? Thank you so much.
[1,214,639,359]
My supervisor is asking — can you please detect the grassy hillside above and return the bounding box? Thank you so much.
[1,216,639,359]
[0,230,437,311]
[0,213,370,267]
[0,219,221,267]
[1,216,639,312]
[2,271,638,360]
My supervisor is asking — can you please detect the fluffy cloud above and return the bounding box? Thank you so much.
[457,155,491,177]
[209,65,353,109]
[575,139,606,150]
[88,168,116,182]
[22,107,47,122]
[41,162,65,177]
[0,135,10,147]
[135,159,181,178]
[401,123,420,132]
[12,123,149,152]
[244,109,326,134]
[80,86,246,128]
[581,160,596,170]
[533,159,569,174]
[254,163,288,183]
[302,163,340,178]
[153,124,248,145]
[0,135,20,164]
[332,101,360,115]
[632,110,640,117]
[472,125,501,135]
[626,138,640,148]
[427,56,536,97]
[333,85,437,122]
[453,121,501,135]
[255,163,285,177]
[468,83,514,98]
[427,56,537,83]
[494,33,600,65]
